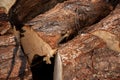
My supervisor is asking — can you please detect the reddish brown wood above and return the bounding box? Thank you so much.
[0,7,31,80]
[9,0,66,26]
[56,4,120,80]
[21,0,114,64]
[0,0,120,80]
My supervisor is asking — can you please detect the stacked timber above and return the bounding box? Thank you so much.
[21,0,114,64]
[0,0,120,80]
[56,4,120,80]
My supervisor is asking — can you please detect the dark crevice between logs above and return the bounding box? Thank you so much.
[59,33,76,44]
[31,55,55,80]
[108,0,120,7]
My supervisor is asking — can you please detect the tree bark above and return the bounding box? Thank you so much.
[20,0,114,64]
[0,0,120,80]
[56,4,120,80]
[0,5,31,80]
[9,0,66,27]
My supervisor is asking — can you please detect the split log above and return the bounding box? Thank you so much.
[55,4,120,80]
[20,0,115,64]
[9,0,66,27]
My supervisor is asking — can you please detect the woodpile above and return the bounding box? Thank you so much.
[0,0,120,80]
[57,4,120,80]
[21,0,114,64]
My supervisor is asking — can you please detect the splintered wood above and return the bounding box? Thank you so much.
[21,0,114,64]
[56,4,120,80]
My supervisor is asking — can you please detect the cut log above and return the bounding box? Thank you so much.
[55,4,120,80]
[83,3,120,53]
[21,0,115,64]
[9,0,66,27]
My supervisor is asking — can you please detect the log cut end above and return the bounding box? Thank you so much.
[92,30,120,52]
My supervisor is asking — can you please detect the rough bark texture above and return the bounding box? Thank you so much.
[0,0,120,80]
[9,0,66,27]
[0,7,31,80]
[57,4,120,80]
[21,0,114,64]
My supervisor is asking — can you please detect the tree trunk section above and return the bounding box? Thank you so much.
[9,0,66,27]
[20,0,114,64]
[0,5,31,80]
[56,4,120,80]
[0,0,120,80]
